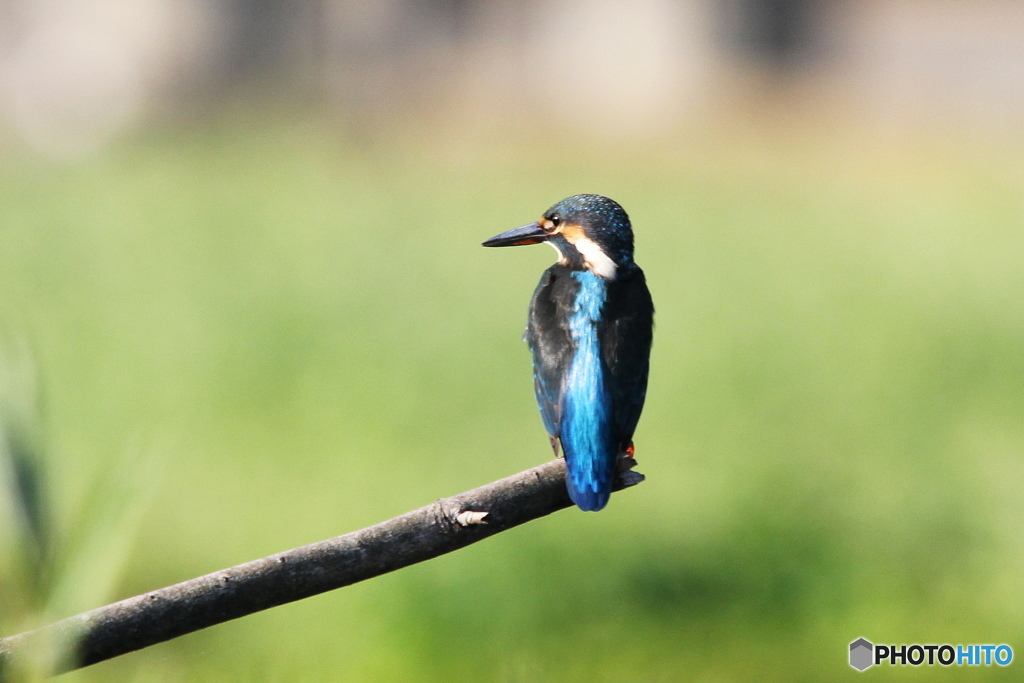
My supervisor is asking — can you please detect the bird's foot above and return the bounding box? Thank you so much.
[616,442,637,473]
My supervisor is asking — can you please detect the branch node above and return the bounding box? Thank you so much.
[455,510,489,526]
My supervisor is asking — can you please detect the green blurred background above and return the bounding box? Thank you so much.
[2,2,1024,681]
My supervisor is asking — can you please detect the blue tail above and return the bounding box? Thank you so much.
[561,380,616,510]
[564,451,615,511]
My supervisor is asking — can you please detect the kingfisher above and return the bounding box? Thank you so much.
[483,194,653,511]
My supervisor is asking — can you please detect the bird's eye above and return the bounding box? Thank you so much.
[543,215,560,232]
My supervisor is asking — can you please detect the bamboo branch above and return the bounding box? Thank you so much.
[0,458,643,678]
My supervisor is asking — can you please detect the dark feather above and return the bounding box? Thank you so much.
[601,265,654,451]
[525,265,577,439]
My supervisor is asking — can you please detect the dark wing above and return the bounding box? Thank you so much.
[525,265,576,438]
[601,265,654,449]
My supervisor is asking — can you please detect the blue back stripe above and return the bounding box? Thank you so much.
[561,271,614,510]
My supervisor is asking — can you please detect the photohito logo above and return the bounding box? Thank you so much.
[849,638,1013,671]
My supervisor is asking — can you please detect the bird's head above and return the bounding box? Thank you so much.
[482,194,634,280]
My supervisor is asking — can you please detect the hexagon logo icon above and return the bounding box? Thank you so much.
[850,638,874,671]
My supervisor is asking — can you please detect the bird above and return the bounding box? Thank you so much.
[482,194,653,511]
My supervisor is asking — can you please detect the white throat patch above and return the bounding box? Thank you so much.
[573,236,618,280]
[545,240,566,264]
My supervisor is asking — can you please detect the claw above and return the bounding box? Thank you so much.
[616,442,638,474]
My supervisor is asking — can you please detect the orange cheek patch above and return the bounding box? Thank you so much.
[559,223,586,242]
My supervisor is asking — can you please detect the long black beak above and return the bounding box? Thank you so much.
[482,222,547,247]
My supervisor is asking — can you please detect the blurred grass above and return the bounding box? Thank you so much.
[1,113,1023,680]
